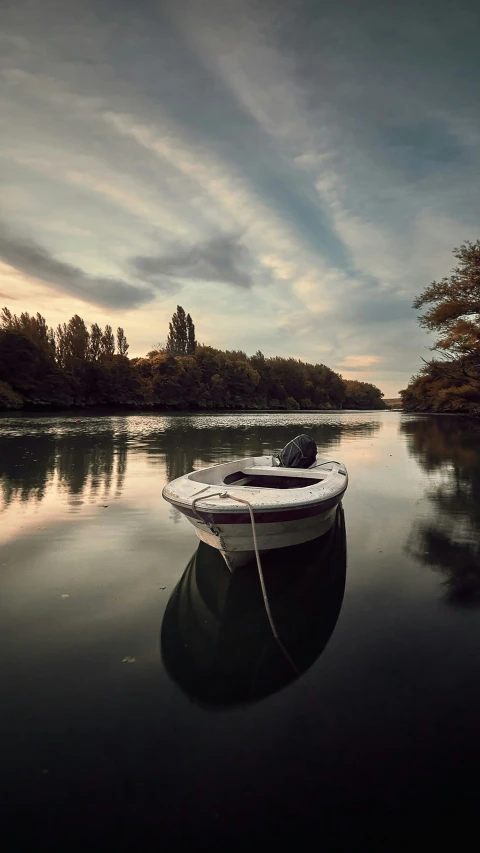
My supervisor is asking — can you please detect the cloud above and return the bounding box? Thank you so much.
[131,233,263,289]
[0,225,155,310]
[0,0,479,397]
[338,355,382,371]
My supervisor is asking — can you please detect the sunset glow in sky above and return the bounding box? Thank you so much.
[1,0,479,396]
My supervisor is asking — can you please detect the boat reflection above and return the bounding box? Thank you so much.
[161,505,347,707]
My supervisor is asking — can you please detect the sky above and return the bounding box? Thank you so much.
[1,0,479,397]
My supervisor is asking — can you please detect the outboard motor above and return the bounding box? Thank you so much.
[276,434,317,469]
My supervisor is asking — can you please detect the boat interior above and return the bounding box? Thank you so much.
[188,457,333,490]
[223,471,322,489]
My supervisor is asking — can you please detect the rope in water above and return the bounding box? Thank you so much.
[191,490,300,675]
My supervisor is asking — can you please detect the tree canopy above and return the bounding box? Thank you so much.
[0,305,385,412]
[166,306,196,356]
[401,240,480,414]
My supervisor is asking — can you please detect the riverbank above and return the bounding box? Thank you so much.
[383,398,403,410]
[0,405,392,419]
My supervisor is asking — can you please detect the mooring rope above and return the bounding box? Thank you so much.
[191,491,226,522]
[191,490,300,675]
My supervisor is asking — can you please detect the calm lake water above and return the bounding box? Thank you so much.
[2,411,480,846]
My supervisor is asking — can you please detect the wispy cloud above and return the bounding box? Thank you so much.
[131,234,264,289]
[339,355,382,371]
[0,225,154,309]
[0,0,479,393]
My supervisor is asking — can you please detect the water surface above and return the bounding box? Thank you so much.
[2,412,480,845]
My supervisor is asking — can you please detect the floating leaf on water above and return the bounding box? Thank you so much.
[122,656,135,663]
[60,593,70,598]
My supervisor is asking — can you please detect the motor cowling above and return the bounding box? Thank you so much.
[276,434,317,469]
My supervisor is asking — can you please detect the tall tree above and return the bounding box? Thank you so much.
[401,239,480,413]
[100,324,115,360]
[67,315,90,363]
[0,330,42,392]
[116,327,129,357]
[0,307,12,328]
[55,316,89,368]
[88,323,103,362]
[55,323,68,369]
[413,240,480,364]
[166,306,188,356]
[186,313,196,356]
[1,308,55,360]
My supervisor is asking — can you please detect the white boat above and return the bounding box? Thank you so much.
[162,437,348,572]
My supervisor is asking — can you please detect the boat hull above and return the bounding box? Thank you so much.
[178,498,341,571]
[162,453,348,572]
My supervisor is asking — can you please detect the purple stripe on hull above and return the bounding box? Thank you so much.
[175,491,345,525]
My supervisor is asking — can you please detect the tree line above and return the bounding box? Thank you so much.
[401,240,480,414]
[0,304,385,411]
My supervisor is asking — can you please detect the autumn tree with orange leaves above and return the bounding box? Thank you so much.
[401,241,480,413]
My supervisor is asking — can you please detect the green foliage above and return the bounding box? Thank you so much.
[166,306,196,356]
[344,380,386,410]
[100,324,116,360]
[400,362,480,414]
[413,240,480,352]
[402,239,480,413]
[166,306,186,356]
[116,327,129,357]
[0,305,385,411]
[88,323,103,362]
[57,315,90,368]
[0,380,23,409]
[1,308,55,360]
[186,313,196,356]
[0,330,42,392]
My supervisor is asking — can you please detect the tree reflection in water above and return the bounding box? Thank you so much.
[0,429,128,510]
[402,416,480,606]
[155,417,382,483]
[0,414,381,515]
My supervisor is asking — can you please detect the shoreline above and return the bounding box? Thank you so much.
[1,409,478,420]
[0,405,395,417]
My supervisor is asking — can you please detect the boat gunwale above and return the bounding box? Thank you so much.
[162,485,347,519]
[162,454,348,515]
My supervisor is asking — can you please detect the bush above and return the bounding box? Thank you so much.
[0,381,23,410]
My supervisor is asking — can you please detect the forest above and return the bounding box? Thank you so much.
[401,240,480,414]
[0,305,386,412]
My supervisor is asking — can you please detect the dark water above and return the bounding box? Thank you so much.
[1,411,480,846]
